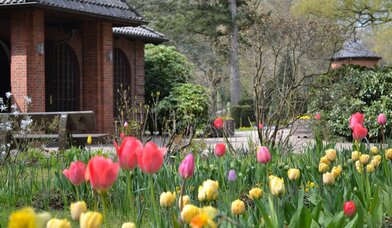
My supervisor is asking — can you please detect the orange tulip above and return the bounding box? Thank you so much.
[114,136,143,170]
[85,156,119,193]
[137,141,166,173]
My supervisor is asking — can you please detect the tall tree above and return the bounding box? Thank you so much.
[229,0,241,105]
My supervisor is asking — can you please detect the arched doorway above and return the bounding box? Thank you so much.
[113,48,131,117]
[45,42,80,111]
[0,40,10,107]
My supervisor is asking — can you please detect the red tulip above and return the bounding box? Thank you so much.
[343,201,356,217]
[114,136,143,170]
[352,123,368,141]
[179,154,195,179]
[258,123,263,129]
[377,113,387,125]
[63,161,86,186]
[213,118,223,129]
[349,112,364,129]
[137,141,166,174]
[214,144,226,157]
[120,133,125,139]
[85,156,119,193]
[257,146,271,164]
[314,113,321,120]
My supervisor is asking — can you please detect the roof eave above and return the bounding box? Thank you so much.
[113,33,168,44]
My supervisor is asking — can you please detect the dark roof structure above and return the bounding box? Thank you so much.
[113,26,168,44]
[330,41,382,60]
[0,0,145,24]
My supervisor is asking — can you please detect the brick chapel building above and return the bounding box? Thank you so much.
[0,0,166,133]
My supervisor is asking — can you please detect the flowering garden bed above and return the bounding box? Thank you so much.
[2,113,392,227]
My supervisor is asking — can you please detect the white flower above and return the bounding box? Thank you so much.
[0,105,7,112]
[23,96,32,105]
[5,92,12,99]
[10,104,17,111]
[20,117,33,130]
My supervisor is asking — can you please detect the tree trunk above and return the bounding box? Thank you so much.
[229,0,240,105]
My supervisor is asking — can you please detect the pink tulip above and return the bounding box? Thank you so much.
[258,123,263,129]
[257,146,271,164]
[179,154,195,179]
[63,161,86,186]
[377,113,387,125]
[137,141,166,174]
[314,113,321,120]
[85,156,119,193]
[352,123,368,141]
[214,144,226,157]
[214,118,223,129]
[343,201,356,217]
[124,122,129,127]
[120,133,125,139]
[349,112,365,129]
[114,136,143,170]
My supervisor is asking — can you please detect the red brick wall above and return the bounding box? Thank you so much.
[10,9,45,112]
[82,21,113,133]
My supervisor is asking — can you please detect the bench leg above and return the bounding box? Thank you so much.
[58,114,70,150]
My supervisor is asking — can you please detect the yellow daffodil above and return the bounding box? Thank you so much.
[287,168,300,181]
[325,149,337,161]
[323,172,335,185]
[159,191,176,208]
[248,188,263,200]
[70,201,87,221]
[231,199,246,215]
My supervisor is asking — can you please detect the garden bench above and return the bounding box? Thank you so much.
[0,111,108,150]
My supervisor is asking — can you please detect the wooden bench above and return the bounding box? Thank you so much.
[0,111,108,150]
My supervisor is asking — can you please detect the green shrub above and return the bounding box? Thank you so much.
[311,66,392,138]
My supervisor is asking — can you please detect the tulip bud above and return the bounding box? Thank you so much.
[359,154,370,165]
[377,113,387,125]
[355,160,363,173]
[351,151,360,161]
[269,176,285,196]
[228,169,237,182]
[325,149,337,161]
[385,149,392,160]
[370,146,378,154]
[320,156,331,166]
[70,201,87,221]
[179,195,191,210]
[257,146,271,164]
[213,117,223,129]
[87,135,92,145]
[287,168,300,181]
[124,121,129,127]
[248,188,263,200]
[214,144,226,157]
[366,164,375,173]
[318,162,329,173]
[343,201,356,217]
[314,113,321,120]
[160,191,176,208]
[323,172,335,185]
[121,222,136,228]
[47,218,71,228]
[181,204,200,224]
[371,156,381,168]
[331,165,342,178]
[179,154,195,179]
[231,199,246,215]
[80,211,103,228]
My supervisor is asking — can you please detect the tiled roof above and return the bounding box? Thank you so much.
[113,26,168,44]
[0,0,144,24]
[331,41,382,60]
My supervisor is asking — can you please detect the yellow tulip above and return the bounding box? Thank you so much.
[181,204,200,224]
[323,172,335,185]
[198,179,219,202]
[80,211,103,228]
[190,213,217,228]
[8,207,51,228]
[371,156,381,168]
[70,201,87,221]
[360,154,370,165]
[47,218,71,228]
[320,156,331,166]
[87,135,92,145]
[325,149,337,161]
[178,195,191,210]
[331,165,342,178]
[366,164,375,173]
[231,199,246,215]
[385,149,392,160]
[318,162,329,173]
[121,222,136,228]
[370,146,378,154]
[248,188,263,200]
[159,191,176,208]
[355,160,363,173]
[200,206,218,219]
[287,168,300,181]
[351,151,360,161]
[269,176,285,196]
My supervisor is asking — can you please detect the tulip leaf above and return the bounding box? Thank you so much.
[311,201,322,222]
[254,199,274,228]
[344,214,358,228]
[326,211,344,228]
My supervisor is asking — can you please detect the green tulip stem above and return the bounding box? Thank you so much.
[149,175,160,226]
[100,192,107,227]
[75,185,80,201]
[179,178,186,225]
[222,130,236,156]
[126,170,136,221]
[381,126,385,149]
